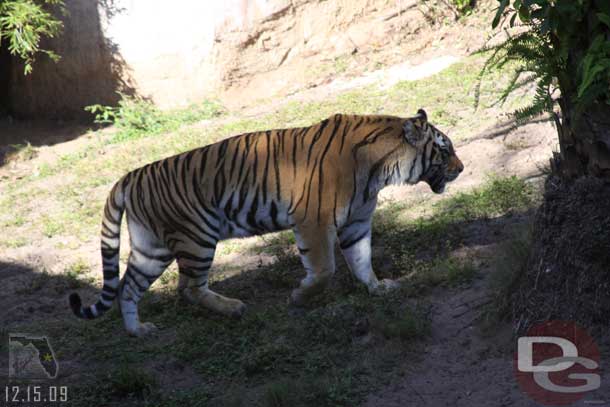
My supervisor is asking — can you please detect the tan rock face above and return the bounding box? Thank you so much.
[5,0,485,119]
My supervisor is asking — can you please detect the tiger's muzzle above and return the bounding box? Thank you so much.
[424,155,464,194]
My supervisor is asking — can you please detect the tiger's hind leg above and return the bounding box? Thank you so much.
[174,239,246,318]
[119,222,173,337]
[290,225,337,306]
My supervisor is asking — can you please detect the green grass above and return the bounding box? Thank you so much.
[37,251,429,406]
[372,175,534,293]
[86,96,225,143]
[481,225,533,330]
[108,365,157,398]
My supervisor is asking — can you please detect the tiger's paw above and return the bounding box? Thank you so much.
[369,279,401,296]
[229,300,247,319]
[129,322,158,337]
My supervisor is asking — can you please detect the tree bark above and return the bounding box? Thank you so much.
[552,98,610,179]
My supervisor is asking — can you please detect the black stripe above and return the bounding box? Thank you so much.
[102,283,117,294]
[270,201,281,230]
[103,268,117,280]
[317,116,341,222]
[340,230,368,250]
[297,246,310,255]
[95,300,111,311]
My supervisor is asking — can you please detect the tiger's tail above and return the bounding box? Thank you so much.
[69,179,126,319]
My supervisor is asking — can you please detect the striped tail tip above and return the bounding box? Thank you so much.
[69,292,112,319]
[69,293,86,318]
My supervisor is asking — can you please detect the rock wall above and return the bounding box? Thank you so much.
[5,0,470,119]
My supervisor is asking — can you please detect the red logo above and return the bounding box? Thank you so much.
[514,320,601,405]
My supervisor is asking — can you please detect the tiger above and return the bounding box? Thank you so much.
[69,109,463,337]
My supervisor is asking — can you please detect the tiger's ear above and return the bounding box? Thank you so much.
[403,109,429,148]
[416,109,427,123]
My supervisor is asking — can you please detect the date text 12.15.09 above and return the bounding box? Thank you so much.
[5,386,68,403]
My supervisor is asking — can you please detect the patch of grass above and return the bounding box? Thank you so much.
[41,215,64,238]
[149,389,213,407]
[255,231,296,256]
[438,258,478,286]
[263,379,296,407]
[86,96,225,143]
[15,271,50,294]
[63,259,94,289]
[2,214,26,227]
[217,239,246,256]
[159,268,178,286]
[333,55,350,74]
[9,142,38,161]
[482,225,532,329]
[439,175,534,220]
[373,176,533,292]
[262,372,356,407]
[371,302,430,341]
[106,364,157,398]
[0,236,28,248]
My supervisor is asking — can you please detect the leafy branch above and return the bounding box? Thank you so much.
[0,0,65,74]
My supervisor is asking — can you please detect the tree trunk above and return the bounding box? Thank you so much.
[552,99,610,179]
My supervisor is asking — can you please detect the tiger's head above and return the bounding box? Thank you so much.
[403,109,464,194]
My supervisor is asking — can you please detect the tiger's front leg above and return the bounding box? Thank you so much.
[290,225,337,306]
[338,220,400,295]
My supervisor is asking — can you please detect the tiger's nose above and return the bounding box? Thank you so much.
[452,157,464,173]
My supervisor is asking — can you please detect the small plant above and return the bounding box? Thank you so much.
[263,380,296,407]
[107,365,156,398]
[62,258,92,289]
[438,175,534,220]
[84,104,118,125]
[41,215,63,238]
[438,258,478,286]
[16,271,50,294]
[158,269,178,286]
[451,0,473,13]
[486,226,532,323]
[371,306,430,341]
[85,95,225,142]
[9,142,38,161]
[65,258,90,277]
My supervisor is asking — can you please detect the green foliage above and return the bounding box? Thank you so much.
[438,175,534,219]
[478,0,610,122]
[85,95,225,142]
[106,364,157,398]
[0,0,64,74]
[481,225,532,329]
[451,0,473,13]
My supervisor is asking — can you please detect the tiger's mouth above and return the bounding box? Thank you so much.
[423,168,461,194]
[430,179,446,194]
[421,169,446,194]
[445,170,461,182]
